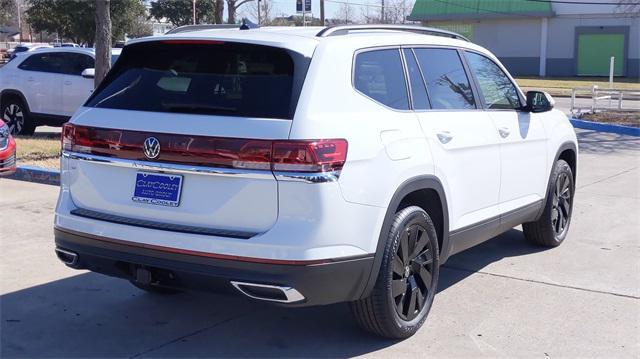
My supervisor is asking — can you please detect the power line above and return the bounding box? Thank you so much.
[325,0,384,8]
[525,0,638,5]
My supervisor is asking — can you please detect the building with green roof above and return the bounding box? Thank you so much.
[408,0,639,78]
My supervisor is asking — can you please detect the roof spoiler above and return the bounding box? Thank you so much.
[165,24,238,35]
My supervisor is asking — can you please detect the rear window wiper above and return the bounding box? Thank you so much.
[94,75,142,108]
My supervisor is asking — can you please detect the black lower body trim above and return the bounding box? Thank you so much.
[449,200,543,256]
[54,228,374,307]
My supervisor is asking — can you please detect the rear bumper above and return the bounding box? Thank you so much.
[54,227,375,307]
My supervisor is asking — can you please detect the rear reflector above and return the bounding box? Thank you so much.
[62,124,347,173]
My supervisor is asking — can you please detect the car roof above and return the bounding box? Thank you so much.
[126,26,488,58]
[20,47,121,56]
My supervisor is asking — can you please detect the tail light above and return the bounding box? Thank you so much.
[272,140,348,173]
[62,124,348,173]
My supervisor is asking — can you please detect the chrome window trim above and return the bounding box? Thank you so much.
[62,151,274,180]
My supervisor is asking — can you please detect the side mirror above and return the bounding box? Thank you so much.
[525,91,554,113]
[81,68,95,79]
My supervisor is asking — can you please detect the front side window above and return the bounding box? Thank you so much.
[354,49,409,110]
[62,53,95,76]
[86,42,303,119]
[413,48,475,110]
[18,53,66,73]
[466,52,521,110]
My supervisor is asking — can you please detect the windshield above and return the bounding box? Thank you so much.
[86,41,309,120]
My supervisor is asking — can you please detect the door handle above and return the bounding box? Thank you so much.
[64,80,72,85]
[498,127,510,138]
[436,131,453,144]
[27,77,34,82]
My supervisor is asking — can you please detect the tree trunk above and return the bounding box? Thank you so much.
[227,0,236,24]
[214,0,224,24]
[94,0,112,88]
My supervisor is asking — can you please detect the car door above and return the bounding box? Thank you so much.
[408,47,502,254]
[463,51,548,220]
[61,52,95,116]
[16,52,64,115]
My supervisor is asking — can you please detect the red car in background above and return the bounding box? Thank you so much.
[0,121,16,176]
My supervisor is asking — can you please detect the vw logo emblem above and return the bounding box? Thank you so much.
[143,137,161,159]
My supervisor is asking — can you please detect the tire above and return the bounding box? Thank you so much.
[130,281,182,295]
[350,206,440,339]
[1,96,35,136]
[523,159,575,247]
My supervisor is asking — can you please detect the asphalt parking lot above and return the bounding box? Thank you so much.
[1,129,639,358]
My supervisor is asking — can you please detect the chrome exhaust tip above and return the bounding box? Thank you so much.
[231,281,305,303]
[55,248,78,266]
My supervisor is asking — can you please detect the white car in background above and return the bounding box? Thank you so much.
[8,43,53,59]
[0,47,121,135]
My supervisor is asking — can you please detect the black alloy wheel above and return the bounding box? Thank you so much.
[2,103,25,135]
[392,223,435,321]
[551,171,572,237]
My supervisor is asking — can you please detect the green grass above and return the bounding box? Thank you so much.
[516,77,640,96]
[14,134,61,168]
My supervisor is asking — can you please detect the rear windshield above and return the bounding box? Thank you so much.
[86,41,310,119]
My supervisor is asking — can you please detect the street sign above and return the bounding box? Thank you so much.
[296,0,311,13]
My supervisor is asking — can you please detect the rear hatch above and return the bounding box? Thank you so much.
[63,39,312,236]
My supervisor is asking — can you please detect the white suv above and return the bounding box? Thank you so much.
[0,47,120,135]
[54,25,578,339]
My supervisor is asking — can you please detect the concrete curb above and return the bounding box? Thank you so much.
[570,118,640,137]
[7,166,60,186]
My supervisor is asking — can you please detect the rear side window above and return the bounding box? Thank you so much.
[354,49,409,110]
[18,53,65,73]
[413,48,475,110]
[465,52,521,110]
[86,42,308,119]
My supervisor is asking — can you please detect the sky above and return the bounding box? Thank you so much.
[242,0,397,21]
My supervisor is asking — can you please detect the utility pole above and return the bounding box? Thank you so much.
[320,0,324,25]
[381,0,385,23]
[302,0,306,27]
[16,0,22,43]
[402,0,406,23]
[192,0,196,24]
[258,0,261,25]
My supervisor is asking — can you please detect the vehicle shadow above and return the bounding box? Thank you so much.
[1,229,545,358]
[575,129,640,155]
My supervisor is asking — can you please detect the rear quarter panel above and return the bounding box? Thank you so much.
[290,38,436,210]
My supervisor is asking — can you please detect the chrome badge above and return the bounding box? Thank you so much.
[143,137,161,159]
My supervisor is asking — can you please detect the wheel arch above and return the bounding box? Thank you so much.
[0,89,31,114]
[359,175,450,299]
[533,141,578,221]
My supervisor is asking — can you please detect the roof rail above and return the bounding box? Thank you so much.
[165,24,238,35]
[316,25,470,42]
